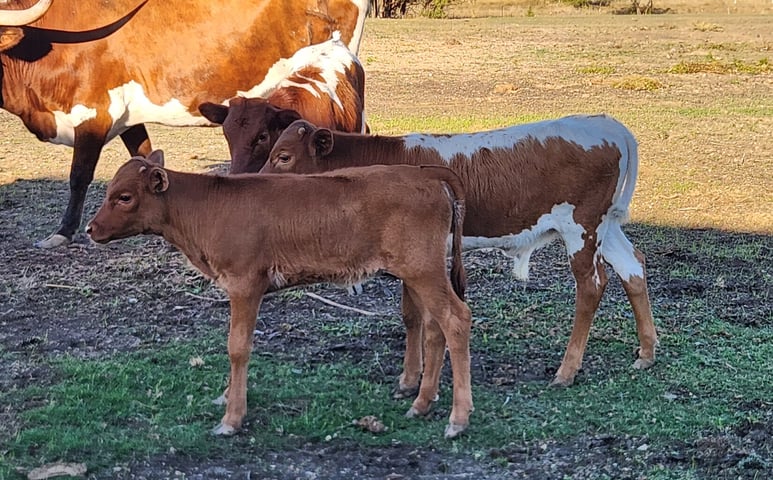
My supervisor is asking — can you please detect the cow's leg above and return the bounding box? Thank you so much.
[614,249,658,370]
[120,124,153,157]
[35,124,108,248]
[439,295,473,439]
[552,247,608,387]
[393,283,423,399]
[403,280,473,439]
[212,288,264,436]
[599,226,658,371]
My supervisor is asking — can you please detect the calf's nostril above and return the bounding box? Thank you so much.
[85,224,92,234]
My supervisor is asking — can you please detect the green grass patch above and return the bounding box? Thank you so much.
[3,285,771,478]
[692,21,723,32]
[577,65,616,75]
[612,76,664,91]
[668,57,771,75]
[367,113,551,135]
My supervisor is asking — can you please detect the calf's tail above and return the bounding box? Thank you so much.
[420,165,467,301]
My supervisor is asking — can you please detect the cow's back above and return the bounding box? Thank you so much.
[196,167,453,285]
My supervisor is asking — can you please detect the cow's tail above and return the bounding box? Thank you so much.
[420,165,467,301]
[608,119,639,225]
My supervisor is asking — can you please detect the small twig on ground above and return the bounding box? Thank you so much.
[304,292,381,316]
[44,283,82,290]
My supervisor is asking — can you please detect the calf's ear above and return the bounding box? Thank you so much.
[310,129,334,157]
[148,167,169,193]
[146,149,165,167]
[199,102,229,125]
[0,27,24,52]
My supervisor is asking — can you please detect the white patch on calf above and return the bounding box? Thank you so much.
[237,34,355,110]
[268,266,287,289]
[460,202,585,280]
[596,214,644,282]
[50,105,98,145]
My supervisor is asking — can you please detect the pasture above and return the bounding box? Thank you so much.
[1,5,772,480]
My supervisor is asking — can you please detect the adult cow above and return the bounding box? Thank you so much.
[0,0,368,248]
[263,115,659,389]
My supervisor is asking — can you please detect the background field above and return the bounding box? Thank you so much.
[1,4,771,480]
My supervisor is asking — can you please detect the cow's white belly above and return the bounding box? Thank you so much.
[49,80,215,146]
[460,202,586,280]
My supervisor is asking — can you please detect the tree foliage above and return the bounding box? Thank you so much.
[369,0,451,18]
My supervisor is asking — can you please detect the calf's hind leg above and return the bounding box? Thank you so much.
[402,281,473,439]
[394,284,424,399]
[602,230,658,369]
[552,247,608,387]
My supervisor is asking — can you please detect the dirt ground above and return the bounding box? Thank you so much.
[1,6,772,480]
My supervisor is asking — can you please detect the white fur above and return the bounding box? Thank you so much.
[402,114,633,165]
[236,32,358,112]
[460,202,586,280]
[50,105,98,145]
[596,215,644,282]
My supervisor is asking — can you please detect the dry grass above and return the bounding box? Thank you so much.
[0,8,771,238]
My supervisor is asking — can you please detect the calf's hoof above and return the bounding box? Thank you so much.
[633,357,655,370]
[392,383,420,400]
[211,422,238,436]
[34,233,70,249]
[550,375,575,388]
[444,422,468,439]
[405,406,430,419]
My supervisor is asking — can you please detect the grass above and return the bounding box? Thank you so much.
[2,224,771,478]
[668,57,771,75]
[367,113,552,135]
[2,304,771,476]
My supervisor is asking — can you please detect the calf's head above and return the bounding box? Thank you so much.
[87,150,169,243]
[199,97,301,174]
[261,119,334,174]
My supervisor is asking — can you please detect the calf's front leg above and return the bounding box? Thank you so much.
[212,290,264,435]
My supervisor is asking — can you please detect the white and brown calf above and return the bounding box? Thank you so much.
[262,114,658,388]
[87,150,472,439]
[198,32,366,174]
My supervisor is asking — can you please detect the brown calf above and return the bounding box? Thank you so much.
[87,150,472,439]
[263,115,658,388]
[198,32,366,174]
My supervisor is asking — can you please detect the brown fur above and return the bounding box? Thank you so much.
[87,150,473,439]
[263,117,658,388]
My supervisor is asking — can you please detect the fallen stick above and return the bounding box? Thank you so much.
[304,292,381,317]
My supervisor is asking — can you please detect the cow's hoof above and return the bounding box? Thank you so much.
[444,422,468,439]
[550,376,574,388]
[346,283,364,295]
[392,384,419,400]
[34,234,70,249]
[211,422,238,436]
[633,357,655,370]
[212,394,227,406]
[404,406,425,418]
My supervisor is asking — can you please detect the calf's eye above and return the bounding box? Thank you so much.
[118,194,132,203]
[277,153,291,164]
